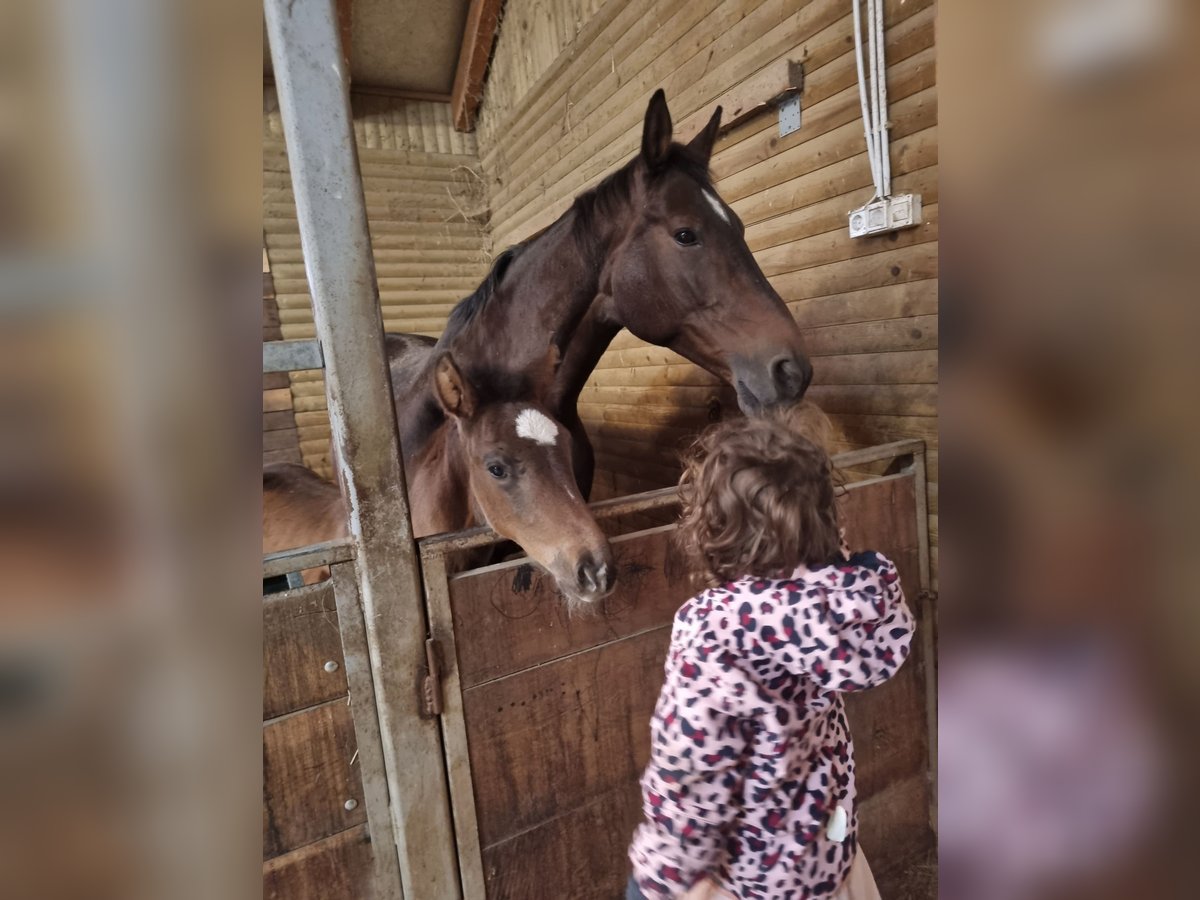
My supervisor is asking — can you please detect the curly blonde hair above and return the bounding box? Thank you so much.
[675,415,841,585]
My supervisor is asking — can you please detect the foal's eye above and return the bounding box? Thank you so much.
[486,463,507,480]
[673,228,698,246]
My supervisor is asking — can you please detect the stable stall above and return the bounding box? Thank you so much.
[262,2,937,898]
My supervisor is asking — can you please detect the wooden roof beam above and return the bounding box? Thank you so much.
[451,0,502,132]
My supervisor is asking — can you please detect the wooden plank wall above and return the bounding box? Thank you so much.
[263,582,374,899]
[263,256,305,467]
[475,0,939,585]
[263,88,491,477]
[475,0,606,153]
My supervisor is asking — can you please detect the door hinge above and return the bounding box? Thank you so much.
[421,637,444,718]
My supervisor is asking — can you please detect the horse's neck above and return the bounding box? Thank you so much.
[457,213,613,374]
[406,425,473,537]
[550,296,622,415]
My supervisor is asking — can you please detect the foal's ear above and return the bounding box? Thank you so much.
[687,105,723,165]
[433,353,477,420]
[641,89,673,170]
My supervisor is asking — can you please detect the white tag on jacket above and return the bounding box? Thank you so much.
[826,805,848,842]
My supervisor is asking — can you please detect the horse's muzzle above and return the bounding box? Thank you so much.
[733,351,813,413]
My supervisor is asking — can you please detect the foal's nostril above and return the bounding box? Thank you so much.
[577,556,597,592]
[575,553,614,597]
[601,562,616,592]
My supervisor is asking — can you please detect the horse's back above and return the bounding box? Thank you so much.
[263,463,347,584]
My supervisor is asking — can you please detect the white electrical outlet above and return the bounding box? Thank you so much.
[848,194,923,238]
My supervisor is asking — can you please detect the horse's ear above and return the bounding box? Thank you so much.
[433,353,476,419]
[687,105,723,164]
[641,89,673,170]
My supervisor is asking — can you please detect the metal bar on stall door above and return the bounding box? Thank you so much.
[262,1,459,897]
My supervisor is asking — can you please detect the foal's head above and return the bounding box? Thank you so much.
[432,353,615,605]
[591,89,813,413]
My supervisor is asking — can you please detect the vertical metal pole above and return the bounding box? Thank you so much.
[263,2,459,897]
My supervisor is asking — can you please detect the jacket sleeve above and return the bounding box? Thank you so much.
[630,642,756,899]
[791,551,914,692]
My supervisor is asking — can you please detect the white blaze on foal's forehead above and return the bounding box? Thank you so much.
[515,408,558,446]
[703,189,730,224]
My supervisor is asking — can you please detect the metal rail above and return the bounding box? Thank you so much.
[262,538,355,580]
[264,1,458,897]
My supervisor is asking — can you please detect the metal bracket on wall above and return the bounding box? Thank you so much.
[779,94,802,137]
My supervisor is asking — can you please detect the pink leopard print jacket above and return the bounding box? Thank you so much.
[629,550,913,899]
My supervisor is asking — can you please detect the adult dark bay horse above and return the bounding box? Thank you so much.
[387,90,812,498]
[266,350,614,604]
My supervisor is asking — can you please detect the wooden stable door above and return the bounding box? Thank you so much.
[423,465,935,899]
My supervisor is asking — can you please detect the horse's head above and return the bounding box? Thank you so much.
[600,89,813,413]
[432,352,615,605]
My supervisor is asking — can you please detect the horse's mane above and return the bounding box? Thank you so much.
[438,246,523,346]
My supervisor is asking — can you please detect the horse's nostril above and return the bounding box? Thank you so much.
[770,354,812,399]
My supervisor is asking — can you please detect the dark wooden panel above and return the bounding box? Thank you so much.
[857,774,936,899]
[263,700,366,859]
[264,410,297,432]
[481,786,640,900]
[263,823,373,900]
[463,627,670,848]
[453,473,931,898]
[839,476,920,573]
[264,447,304,466]
[263,427,301,453]
[839,476,933,894]
[448,526,691,688]
[263,583,347,719]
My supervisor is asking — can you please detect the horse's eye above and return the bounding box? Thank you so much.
[486,463,507,480]
[673,228,698,246]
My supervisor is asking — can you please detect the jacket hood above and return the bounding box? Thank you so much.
[719,549,911,691]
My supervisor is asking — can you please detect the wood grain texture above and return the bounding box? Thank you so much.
[262,129,489,476]
[263,583,348,720]
[443,474,932,897]
[463,627,670,849]
[448,526,692,687]
[480,785,643,900]
[263,700,366,859]
[263,823,374,900]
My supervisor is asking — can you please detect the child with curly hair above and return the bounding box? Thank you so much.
[627,414,914,900]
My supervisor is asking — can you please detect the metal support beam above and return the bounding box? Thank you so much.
[262,2,459,898]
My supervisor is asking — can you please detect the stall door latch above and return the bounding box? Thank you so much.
[421,638,444,718]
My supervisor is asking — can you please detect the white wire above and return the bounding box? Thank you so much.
[872,0,891,197]
[851,0,882,198]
